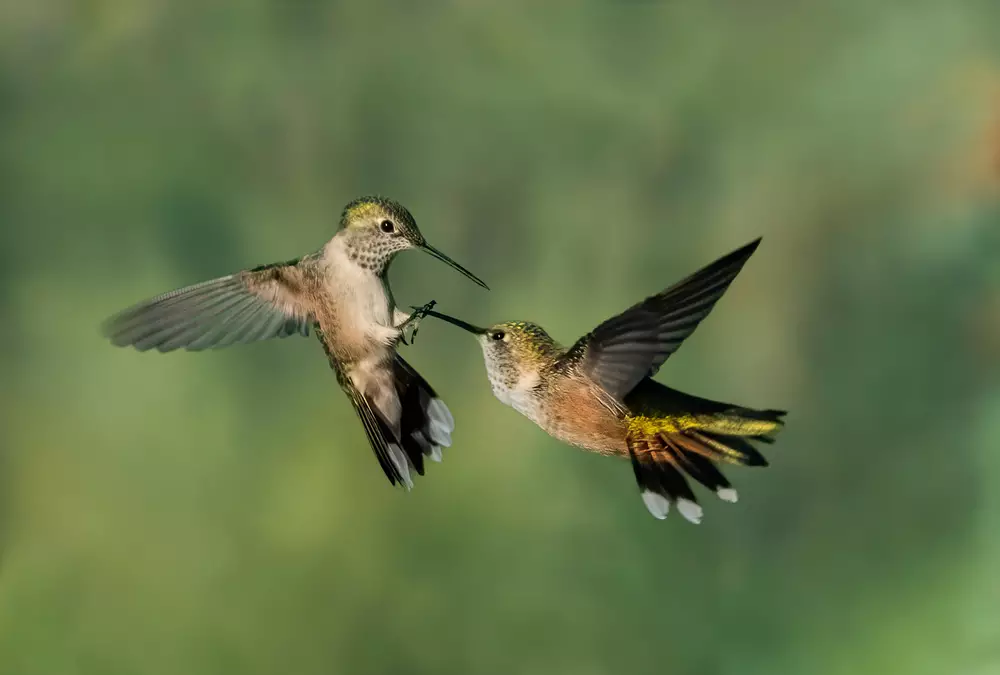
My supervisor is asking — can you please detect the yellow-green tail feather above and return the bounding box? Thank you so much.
[622,381,786,523]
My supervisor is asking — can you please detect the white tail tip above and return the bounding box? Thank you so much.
[677,499,703,524]
[641,490,670,519]
[428,420,452,448]
[427,398,455,430]
[717,488,738,503]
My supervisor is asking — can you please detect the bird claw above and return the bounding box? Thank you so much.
[399,300,436,345]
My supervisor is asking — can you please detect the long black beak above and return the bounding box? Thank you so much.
[420,243,489,290]
[422,309,487,335]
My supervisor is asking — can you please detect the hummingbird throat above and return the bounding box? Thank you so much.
[344,237,399,273]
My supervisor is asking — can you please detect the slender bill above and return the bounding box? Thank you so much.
[421,309,487,335]
[420,243,489,290]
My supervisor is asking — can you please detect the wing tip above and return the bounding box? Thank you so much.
[726,236,763,265]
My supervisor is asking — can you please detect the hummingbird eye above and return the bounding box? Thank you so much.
[491,330,506,341]
[379,219,395,233]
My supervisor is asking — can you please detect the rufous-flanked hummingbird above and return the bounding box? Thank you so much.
[421,238,785,523]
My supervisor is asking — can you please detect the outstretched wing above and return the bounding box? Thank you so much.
[103,256,318,352]
[557,238,761,400]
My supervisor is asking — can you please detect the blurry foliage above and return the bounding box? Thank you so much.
[1,1,999,674]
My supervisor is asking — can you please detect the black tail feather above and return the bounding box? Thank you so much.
[627,437,706,524]
[392,355,454,478]
[668,439,734,494]
[626,414,782,521]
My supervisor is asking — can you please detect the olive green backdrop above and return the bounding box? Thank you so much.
[1,2,998,674]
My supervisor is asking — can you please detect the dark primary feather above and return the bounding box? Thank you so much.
[559,238,762,400]
[625,378,784,420]
[102,257,317,352]
[342,375,408,487]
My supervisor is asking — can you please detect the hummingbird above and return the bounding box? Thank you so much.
[421,238,786,523]
[102,196,488,489]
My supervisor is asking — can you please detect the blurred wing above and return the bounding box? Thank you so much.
[558,239,761,400]
[103,256,318,352]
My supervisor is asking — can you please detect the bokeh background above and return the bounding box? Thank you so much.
[2,2,999,674]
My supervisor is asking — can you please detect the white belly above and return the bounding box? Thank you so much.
[325,247,397,344]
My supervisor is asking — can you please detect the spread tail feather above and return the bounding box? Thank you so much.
[626,407,785,522]
[322,325,454,489]
[392,355,454,477]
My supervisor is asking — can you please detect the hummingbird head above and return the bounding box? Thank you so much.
[422,310,559,406]
[338,196,488,288]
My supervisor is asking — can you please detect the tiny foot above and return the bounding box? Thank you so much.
[400,300,437,345]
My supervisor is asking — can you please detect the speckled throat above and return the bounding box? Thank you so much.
[343,235,403,274]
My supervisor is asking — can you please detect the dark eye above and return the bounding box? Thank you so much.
[491,330,505,341]
[379,219,395,233]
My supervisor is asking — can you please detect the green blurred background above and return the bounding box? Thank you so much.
[2,2,999,674]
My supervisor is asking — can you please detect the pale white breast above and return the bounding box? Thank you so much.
[490,370,545,426]
[322,239,397,346]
